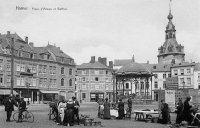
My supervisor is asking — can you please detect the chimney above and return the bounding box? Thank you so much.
[90,56,95,63]
[29,42,34,48]
[25,36,28,43]
[101,57,107,66]
[98,57,102,63]
[109,61,113,69]
[7,31,10,35]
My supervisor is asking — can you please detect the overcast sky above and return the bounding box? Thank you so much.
[0,0,199,65]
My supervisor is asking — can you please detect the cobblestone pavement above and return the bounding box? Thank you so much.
[0,103,175,128]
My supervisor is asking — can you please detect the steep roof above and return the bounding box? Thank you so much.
[117,62,152,75]
[77,61,111,70]
[144,63,171,72]
[46,44,72,59]
[171,62,195,68]
[0,33,32,52]
[114,58,171,73]
[33,47,49,54]
[114,59,132,66]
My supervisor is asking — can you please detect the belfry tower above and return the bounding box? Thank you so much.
[157,0,185,64]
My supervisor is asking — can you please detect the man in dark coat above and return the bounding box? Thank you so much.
[183,96,192,124]
[103,98,111,119]
[176,98,183,124]
[117,99,124,119]
[160,103,170,124]
[17,97,26,122]
[72,96,80,125]
[4,95,18,122]
[127,97,132,114]
[65,99,74,126]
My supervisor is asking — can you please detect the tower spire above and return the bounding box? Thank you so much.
[169,0,172,14]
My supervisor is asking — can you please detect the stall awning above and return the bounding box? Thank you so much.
[40,90,58,94]
[0,89,18,95]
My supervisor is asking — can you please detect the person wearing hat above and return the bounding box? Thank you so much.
[103,98,111,119]
[4,95,18,122]
[17,97,26,123]
[117,99,125,119]
[72,96,80,125]
[65,99,75,126]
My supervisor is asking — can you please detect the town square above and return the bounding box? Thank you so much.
[0,0,200,128]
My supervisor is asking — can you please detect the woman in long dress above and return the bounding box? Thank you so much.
[161,103,170,124]
[66,99,75,126]
[103,98,111,119]
[183,96,192,125]
[58,100,67,125]
[117,99,124,119]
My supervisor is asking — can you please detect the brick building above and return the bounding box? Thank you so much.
[76,56,113,102]
[0,31,76,104]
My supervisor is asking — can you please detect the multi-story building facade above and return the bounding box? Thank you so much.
[0,31,76,104]
[170,63,200,89]
[76,56,113,102]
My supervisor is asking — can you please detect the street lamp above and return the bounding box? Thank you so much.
[10,37,15,97]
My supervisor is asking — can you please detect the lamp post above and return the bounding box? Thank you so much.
[10,38,14,97]
[26,82,30,105]
[182,81,185,100]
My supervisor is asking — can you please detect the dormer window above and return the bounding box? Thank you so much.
[61,57,64,63]
[19,51,22,57]
[27,68,31,73]
[47,55,50,60]
[30,53,34,59]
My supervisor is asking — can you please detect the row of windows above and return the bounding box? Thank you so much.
[173,68,191,76]
[77,70,111,75]
[2,48,74,65]
[0,62,73,75]
[117,83,149,90]
[61,78,73,87]
[154,73,171,79]
[78,84,112,90]
[16,64,37,73]
[61,67,73,75]
[180,77,191,86]
[77,77,112,82]
[154,82,167,89]
[16,77,37,87]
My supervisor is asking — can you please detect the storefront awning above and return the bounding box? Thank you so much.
[40,90,58,94]
[0,89,18,95]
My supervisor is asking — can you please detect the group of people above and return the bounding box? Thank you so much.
[175,96,198,125]
[160,96,198,125]
[98,97,132,120]
[50,96,80,126]
[3,95,26,123]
